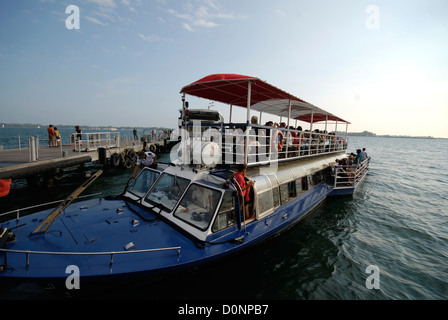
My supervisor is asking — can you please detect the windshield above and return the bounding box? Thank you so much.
[128,168,160,198]
[173,184,222,231]
[145,173,190,212]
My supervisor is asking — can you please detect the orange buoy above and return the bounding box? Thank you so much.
[0,179,12,197]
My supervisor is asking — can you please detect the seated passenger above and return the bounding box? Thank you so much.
[192,185,214,211]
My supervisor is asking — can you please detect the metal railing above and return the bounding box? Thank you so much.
[181,122,348,166]
[72,132,121,152]
[333,156,370,189]
[0,193,102,222]
[0,246,181,269]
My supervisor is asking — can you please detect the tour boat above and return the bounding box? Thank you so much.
[0,74,369,284]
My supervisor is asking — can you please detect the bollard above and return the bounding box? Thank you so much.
[98,147,107,166]
[29,137,36,162]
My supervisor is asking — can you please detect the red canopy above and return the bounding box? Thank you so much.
[181,74,348,124]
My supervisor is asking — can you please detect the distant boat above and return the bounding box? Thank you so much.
[110,128,118,131]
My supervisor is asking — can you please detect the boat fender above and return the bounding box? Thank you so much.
[111,153,121,167]
[53,168,64,181]
[124,159,134,169]
[149,145,156,153]
[126,149,136,159]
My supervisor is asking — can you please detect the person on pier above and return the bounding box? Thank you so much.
[47,124,56,147]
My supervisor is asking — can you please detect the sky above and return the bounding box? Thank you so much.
[0,0,447,138]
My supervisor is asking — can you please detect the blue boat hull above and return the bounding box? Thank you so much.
[0,182,331,284]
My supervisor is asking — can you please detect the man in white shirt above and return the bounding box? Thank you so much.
[131,151,157,178]
[192,185,214,210]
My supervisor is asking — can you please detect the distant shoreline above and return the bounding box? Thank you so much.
[346,130,439,139]
[0,123,444,139]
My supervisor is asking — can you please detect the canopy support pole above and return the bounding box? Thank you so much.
[345,122,349,149]
[285,100,291,157]
[245,82,252,165]
[229,104,233,123]
[309,110,314,155]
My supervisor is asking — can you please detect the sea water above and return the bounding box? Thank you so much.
[0,135,447,299]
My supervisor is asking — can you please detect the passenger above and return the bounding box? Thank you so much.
[251,115,258,125]
[276,123,286,158]
[288,126,297,157]
[233,163,255,220]
[192,185,214,211]
[361,148,368,160]
[354,149,363,165]
[264,121,273,156]
[131,150,157,178]
[248,115,260,162]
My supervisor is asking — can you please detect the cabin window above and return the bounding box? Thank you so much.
[258,189,274,215]
[307,175,313,188]
[272,187,280,208]
[301,177,308,191]
[145,173,190,212]
[295,179,303,193]
[212,191,236,232]
[312,169,327,185]
[128,168,160,198]
[279,183,289,204]
[174,184,222,231]
[279,181,296,204]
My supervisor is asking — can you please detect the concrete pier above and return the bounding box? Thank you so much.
[0,138,164,180]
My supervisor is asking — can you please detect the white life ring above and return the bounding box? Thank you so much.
[272,130,284,152]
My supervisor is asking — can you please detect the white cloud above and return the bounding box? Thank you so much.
[88,0,117,8]
[85,16,108,26]
[138,33,160,42]
[165,0,245,31]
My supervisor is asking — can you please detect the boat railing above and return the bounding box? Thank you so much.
[333,156,370,189]
[185,122,348,166]
[73,132,121,152]
[0,246,181,269]
[0,192,103,222]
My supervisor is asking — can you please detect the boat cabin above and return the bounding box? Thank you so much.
[123,74,354,242]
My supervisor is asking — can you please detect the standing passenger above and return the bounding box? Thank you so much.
[354,149,363,165]
[233,164,255,220]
